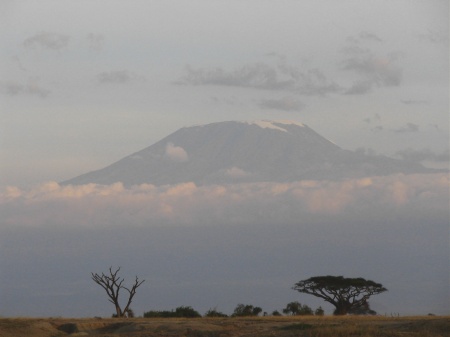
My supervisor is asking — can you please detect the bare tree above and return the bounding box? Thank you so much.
[91,267,145,317]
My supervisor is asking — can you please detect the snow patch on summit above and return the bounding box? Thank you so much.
[241,120,305,132]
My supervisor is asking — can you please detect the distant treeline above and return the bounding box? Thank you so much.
[142,302,325,318]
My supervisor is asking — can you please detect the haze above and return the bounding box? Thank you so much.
[0,0,448,317]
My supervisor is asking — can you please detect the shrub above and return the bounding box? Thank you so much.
[175,306,202,318]
[315,306,325,316]
[204,307,228,317]
[282,301,313,316]
[231,304,263,317]
[144,306,201,318]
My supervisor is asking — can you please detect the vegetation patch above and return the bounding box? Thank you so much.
[0,319,31,330]
[186,329,222,337]
[144,306,202,318]
[57,322,79,334]
[280,322,313,331]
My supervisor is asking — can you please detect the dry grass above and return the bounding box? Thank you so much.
[0,315,448,337]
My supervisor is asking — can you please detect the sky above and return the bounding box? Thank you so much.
[0,0,449,317]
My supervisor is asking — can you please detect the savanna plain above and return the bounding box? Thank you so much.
[1,315,449,337]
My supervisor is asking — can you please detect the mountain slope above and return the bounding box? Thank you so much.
[63,120,434,186]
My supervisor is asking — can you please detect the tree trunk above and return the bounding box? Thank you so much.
[334,306,347,315]
[333,301,350,315]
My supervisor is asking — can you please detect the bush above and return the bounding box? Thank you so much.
[204,307,228,317]
[232,304,263,317]
[282,301,313,316]
[143,306,201,318]
[347,301,376,315]
[175,306,202,318]
[272,310,282,316]
[314,306,325,316]
[143,310,174,318]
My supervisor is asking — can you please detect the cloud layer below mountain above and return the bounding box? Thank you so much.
[2,173,447,228]
[1,173,448,318]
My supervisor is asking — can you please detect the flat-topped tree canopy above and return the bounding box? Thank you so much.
[293,275,387,315]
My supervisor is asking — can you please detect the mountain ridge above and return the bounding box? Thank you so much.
[63,120,437,186]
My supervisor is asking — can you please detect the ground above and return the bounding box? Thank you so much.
[0,316,449,337]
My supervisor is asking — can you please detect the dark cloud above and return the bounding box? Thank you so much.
[363,113,382,124]
[180,63,292,90]
[344,80,373,95]
[87,33,105,51]
[394,123,419,133]
[277,64,341,96]
[340,34,403,94]
[179,63,340,96]
[0,80,50,98]
[395,148,450,163]
[258,96,305,112]
[341,53,403,87]
[401,99,428,105]
[23,32,70,50]
[12,55,27,71]
[97,70,145,84]
[359,31,382,42]
[341,44,371,56]
[371,126,383,132]
[417,29,449,45]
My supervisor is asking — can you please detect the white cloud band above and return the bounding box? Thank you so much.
[1,173,447,228]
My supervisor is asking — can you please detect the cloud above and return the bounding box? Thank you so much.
[0,80,50,98]
[87,33,105,51]
[344,80,373,95]
[340,35,403,94]
[225,167,250,178]
[401,99,428,105]
[394,123,419,133]
[12,55,27,71]
[23,32,70,50]
[359,31,382,42]
[371,125,383,132]
[1,173,447,228]
[178,62,340,96]
[258,96,305,112]
[164,143,189,162]
[341,53,403,87]
[395,148,450,163]
[417,29,449,45]
[179,63,291,90]
[97,70,145,84]
[363,113,381,124]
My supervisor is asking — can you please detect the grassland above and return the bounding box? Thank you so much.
[0,315,449,337]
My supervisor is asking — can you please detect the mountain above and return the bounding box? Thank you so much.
[63,120,435,186]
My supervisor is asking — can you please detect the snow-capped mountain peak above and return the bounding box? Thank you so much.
[239,120,305,132]
[63,120,435,186]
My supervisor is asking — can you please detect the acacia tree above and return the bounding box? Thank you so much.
[91,267,145,317]
[293,275,387,315]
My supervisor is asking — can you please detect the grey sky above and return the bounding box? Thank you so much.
[0,0,448,317]
[0,0,448,187]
